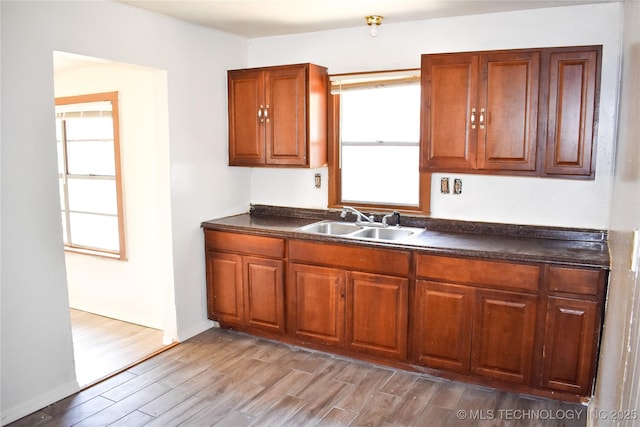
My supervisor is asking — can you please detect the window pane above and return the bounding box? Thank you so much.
[55,94,123,257]
[64,116,113,141]
[69,212,119,251]
[67,178,117,214]
[342,145,419,206]
[341,85,420,143]
[66,139,115,175]
[58,178,66,210]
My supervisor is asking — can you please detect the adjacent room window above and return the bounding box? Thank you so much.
[55,91,126,259]
[328,70,430,213]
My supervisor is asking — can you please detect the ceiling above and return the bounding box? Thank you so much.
[115,0,614,38]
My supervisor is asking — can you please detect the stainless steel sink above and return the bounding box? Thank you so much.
[296,220,424,242]
[297,221,363,236]
[350,227,416,241]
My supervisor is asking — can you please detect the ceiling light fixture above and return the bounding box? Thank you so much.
[365,15,383,37]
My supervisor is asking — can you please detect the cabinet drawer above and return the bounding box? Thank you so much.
[289,240,410,277]
[205,230,284,258]
[416,254,540,293]
[547,266,601,296]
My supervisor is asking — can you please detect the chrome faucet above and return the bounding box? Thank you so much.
[341,206,400,228]
[340,206,375,225]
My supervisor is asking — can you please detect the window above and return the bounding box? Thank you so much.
[55,92,126,259]
[328,70,430,213]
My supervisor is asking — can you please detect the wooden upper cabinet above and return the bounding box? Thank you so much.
[542,47,600,178]
[227,63,328,168]
[421,50,539,173]
[228,69,265,165]
[421,46,600,179]
[421,53,478,170]
[478,51,539,171]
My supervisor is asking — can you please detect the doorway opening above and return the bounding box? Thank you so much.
[53,51,177,387]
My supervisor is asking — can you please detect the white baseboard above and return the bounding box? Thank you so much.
[1,380,79,426]
[177,319,215,342]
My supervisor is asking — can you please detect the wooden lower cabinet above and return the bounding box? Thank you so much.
[287,262,409,360]
[243,256,285,332]
[347,271,408,359]
[204,230,285,335]
[287,263,345,346]
[207,251,285,334]
[472,289,537,384]
[207,252,243,326]
[542,297,597,395]
[414,280,473,374]
[287,240,410,360]
[414,280,537,385]
[204,229,607,401]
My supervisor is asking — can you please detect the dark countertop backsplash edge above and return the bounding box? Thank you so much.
[249,204,608,243]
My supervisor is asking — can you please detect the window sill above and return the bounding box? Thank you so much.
[64,246,126,261]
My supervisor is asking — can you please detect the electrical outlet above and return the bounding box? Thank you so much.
[453,178,462,195]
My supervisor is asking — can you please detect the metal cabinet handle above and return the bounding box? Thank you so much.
[479,108,485,130]
[264,105,270,123]
[471,108,477,130]
[258,105,264,123]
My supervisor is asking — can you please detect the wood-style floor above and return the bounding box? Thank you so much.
[70,309,168,387]
[10,327,588,426]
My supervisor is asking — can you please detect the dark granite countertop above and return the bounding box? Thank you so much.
[201,205,610,269]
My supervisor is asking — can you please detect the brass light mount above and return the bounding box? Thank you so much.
[365,15,383,37]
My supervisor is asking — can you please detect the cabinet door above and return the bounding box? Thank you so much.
[346,271,408,360]
[414,280,473,374]
[243,256,285,334]
[228,69,265,165]
[265,66,307,166]
[472,289,537,384]
[542,297,597,394]
[287,263,345,346]
[206,251,244,326]
[477,51,539,171]
[543,49,598,177]
[420,53,479,170]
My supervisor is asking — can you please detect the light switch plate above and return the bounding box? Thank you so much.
[440,177,450,194]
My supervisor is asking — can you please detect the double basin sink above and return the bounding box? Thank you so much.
[296,220,425,243]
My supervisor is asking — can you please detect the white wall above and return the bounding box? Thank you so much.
[592,0,640,423]
[54,57,173,332]
[0,0,629,424]
[247,3,622,229]
[1,1,249,424]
